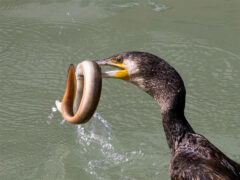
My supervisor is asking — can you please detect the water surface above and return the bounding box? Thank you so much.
[1,0,240,179]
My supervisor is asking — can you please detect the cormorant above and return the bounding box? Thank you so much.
[95,51,240,180]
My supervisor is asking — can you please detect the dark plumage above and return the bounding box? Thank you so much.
[96,52,240,180]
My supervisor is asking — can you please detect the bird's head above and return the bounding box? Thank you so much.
[95,52,139,81]
[95,51,186,113]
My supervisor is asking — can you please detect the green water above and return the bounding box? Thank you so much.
[0,0,240,179]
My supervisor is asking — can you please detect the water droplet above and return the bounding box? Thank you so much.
[60,119,65,125]
[52,107,57,112]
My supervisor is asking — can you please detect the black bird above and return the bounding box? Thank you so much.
[95,52,240,180]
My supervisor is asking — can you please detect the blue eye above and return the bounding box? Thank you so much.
[117,56,122,63]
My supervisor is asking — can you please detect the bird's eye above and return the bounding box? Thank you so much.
[117,56,123,63]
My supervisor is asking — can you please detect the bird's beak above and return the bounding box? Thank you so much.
[95,59,130,80]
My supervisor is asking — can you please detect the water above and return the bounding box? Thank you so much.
[0,0,240,179]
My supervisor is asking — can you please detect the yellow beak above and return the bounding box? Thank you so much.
[95,59,130,80]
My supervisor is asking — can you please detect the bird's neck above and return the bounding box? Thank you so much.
[131,57,195,154]
[134,78,195,154]
[134,75,195,154]
[161,108,194,154]
[136,76,195,153]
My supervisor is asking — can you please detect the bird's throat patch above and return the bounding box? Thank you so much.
[115,70,130,80]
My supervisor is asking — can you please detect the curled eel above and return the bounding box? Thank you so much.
[56,61,102,124]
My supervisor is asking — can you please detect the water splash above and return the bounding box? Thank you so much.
[76,112,112,140]
[93,113,112,139]
[58,25,63,36]
[75,114,144,179]
[66,11,75,23]
[47,106,57,124]
[49,107,145,178]
[60,119,65,125]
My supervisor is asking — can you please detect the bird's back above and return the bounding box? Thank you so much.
[170,133,240,180]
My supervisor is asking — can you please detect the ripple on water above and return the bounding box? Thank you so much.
[0,15,110,91]
[111,1,168,12]
[147,0,168,12]
[1,3,240,178]
[0,14,114,179]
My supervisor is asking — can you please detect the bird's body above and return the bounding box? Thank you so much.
[170,133,240,179]
[95,52,240,179]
